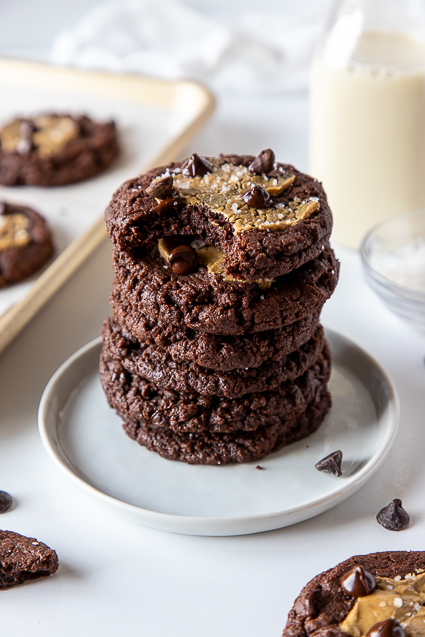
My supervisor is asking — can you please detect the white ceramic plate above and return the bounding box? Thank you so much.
[38,329,399,536]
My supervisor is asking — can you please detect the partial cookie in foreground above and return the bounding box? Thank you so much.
[121,390,332,465]
[0,113,119,186]
[105,150,332,281]
[111,243,339,336]
[0,201,54,287]
[0,530,58,590]
[282,551,425,637]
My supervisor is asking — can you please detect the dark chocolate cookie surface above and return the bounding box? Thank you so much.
[0,201,54,287]
[283,551,425,637]
[103,317,326,397]
[99,342,331,433]
[111,307,321,372]
[0,529,59,590]
[111,244,339,336]
[0,114,119,186]
[105,152,333,281]
[122,389,331,465]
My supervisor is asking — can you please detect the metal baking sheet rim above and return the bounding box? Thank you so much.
[0,57,215,355]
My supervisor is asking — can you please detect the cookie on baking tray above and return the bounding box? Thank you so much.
[105,150,332,281]
[282,551,425,637]
[0,201,54,287]
[0,113,119,186]
[0,529,58,590]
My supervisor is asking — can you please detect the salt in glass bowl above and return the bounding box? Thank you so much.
[360,209,425,330]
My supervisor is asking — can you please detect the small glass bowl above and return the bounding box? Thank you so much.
[361,209,425,331]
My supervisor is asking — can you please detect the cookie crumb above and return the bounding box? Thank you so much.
[255,465,264,470]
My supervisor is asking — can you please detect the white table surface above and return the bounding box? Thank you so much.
[1,2,425,636]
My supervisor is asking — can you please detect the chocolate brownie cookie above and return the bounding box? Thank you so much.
[283,551,425,637]
[111,243,338,336]
[110,308,321,372]
[99,343,331,433]
[105,150,332,281]
[0,530,59,590]
[121,389,331,464]
[0,113,119,186]
[0,201,54,287]
[103,317,326,397]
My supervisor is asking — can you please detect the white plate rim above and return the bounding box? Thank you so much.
[38,329,400,536]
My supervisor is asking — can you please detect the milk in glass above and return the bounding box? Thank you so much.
[310,2,425,248]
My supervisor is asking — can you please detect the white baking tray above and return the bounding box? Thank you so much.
[0,58,215,354]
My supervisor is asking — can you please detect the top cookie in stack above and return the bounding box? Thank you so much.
[101,150,339,465]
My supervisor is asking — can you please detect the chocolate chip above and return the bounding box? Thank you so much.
[169,244,198,275]
[366,619,406,637]
[161,236,192,253]
[340,565,376,597]
[241,185,272,209]
[376,499,410,531]
[306,588,322,618]
[248,149,275,175]
[315,450,342,477]
[146,175,174,199]
[255,465,264,470]
[151,196,186,215]
[181,153,213,177]
[0,490,13,513]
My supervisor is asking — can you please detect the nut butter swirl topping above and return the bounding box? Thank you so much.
[340,572,425,637]
[0,204,31,253]
[0,115,80,158]
[167,154,319,234]
[158,238,273,289]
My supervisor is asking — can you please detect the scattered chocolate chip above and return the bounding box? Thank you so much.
[315,450,343,477]
[151,196,186,215]
[340,565,376,597]
[366,619,406,637]
[181,153,213,178]
[169,244,198,275]
[241,185,272,209]
[0,491,13,513]
[255,465,264,470]
[307,588,322,619]
[248,149,275,175]
[376,499,410,531]
[146,175,174,199]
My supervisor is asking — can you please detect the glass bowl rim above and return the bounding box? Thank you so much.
[360,208,425,301]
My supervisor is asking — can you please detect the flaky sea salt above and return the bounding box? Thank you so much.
[370,238,425,291]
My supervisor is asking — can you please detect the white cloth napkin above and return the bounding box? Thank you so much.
[51,0,332,92]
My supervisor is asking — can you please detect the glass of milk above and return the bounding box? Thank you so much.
[310,0,425,249]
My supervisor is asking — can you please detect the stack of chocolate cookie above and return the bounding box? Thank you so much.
[101,150,339,465]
